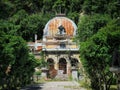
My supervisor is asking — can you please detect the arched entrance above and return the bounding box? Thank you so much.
[47,58,57,78]
[71,58,79,68]
[47,58,54,70]
[59,58,67,74]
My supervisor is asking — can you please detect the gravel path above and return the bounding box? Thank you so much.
[21,81,86,90]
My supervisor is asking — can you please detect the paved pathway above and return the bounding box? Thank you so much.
[21,81,86,90]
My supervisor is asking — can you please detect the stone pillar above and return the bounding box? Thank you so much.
[41,68,48,79]
[54,60,59,70]
[67,61,71,75]
[71,68,78,80]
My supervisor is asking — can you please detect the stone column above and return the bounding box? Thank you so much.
[67,61,71,75]
[71,68,78,80]
[41,68,48,79]
[54,60,59,70]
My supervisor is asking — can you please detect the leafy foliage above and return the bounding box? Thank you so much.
[79,19,120,89]
[0,32,37,89]
[19,13,49,41]
[77,14,111,42]
[82,0,120,18]
[39,52,48,68]
[0,0,119,89]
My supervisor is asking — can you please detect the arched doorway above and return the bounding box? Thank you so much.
[47,58,57,78]
[47,58,54,70]
[71,58,79,68]
[59,58,67,74]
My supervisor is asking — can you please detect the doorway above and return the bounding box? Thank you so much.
[47,58,56,78]
[71,58,79,68]
[59,58,67,74]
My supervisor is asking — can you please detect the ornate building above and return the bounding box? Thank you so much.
[28,14,80,79]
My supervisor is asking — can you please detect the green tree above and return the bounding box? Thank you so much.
[0,1,14,19]
[42,0,55,14]
[19,13,50,41]
[79,19,120,90]
[1,10,51,41]
[82,0,120,18]
[39,52,48,68]
[77,14,111,42]
[67,12,79,24]
[9,0,43,13]
[0,33,37,89]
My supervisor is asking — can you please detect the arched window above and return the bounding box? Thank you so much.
[59,58,67,74]
[71,58,78,68]
[47,58,54,70]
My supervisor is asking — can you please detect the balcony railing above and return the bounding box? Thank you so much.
[42,48,79,51]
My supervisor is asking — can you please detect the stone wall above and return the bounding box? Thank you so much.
[43,51,81,79]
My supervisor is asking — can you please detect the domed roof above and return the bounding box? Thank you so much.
[43,15,77,37]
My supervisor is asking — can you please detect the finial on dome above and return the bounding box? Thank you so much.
[55,5,66,17]
[56,13,66,17]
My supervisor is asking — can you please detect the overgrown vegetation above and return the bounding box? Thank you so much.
[0,0,119,89]
[77,0,120,89]
[0,32,38,89]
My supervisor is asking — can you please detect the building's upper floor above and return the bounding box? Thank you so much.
[42,14,78,51]
[43,14,77,38]
[28,14,79,53]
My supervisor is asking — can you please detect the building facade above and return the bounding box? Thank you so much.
[28,14,80,79]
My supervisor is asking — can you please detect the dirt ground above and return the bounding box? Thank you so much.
[21,81,86,90]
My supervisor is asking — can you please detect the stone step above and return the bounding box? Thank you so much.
[55,74,68,80]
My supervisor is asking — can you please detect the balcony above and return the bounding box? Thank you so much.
[42,47,79,51]
[54,34,68,40]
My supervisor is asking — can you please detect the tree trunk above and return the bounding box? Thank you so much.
[103,83,106,90]
[99,78,102,90]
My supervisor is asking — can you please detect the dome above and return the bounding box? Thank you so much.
[43,15,77,37]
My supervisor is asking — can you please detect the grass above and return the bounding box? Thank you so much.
[33,77,118,90]
[34,77,66,84]
[34,77,47,84]
[78,79,92,90]
[110,85,117,90]
[78,80,117,90]
[64,86,80,89]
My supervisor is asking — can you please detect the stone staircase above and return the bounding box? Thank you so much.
[55,74,68,80]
